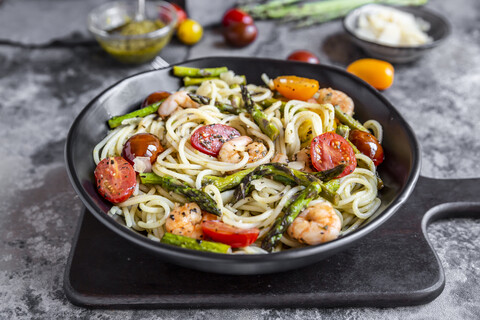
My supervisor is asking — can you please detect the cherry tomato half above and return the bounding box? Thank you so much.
[94,156,137,204]
[347,58,394,90]
[122,133,164,165]
[310,132,357,178]
[202,220,260,248]
[287,50,320,64]
[222,8,254,27]
[190,124,240,157]
[141,91,171,108]
[177,19,203,45]
[349,130,384,166]
[273,75,319,101]
[170,3,187,27]
[223,22,257,47]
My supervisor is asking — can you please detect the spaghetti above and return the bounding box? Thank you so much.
[93,69,383,253]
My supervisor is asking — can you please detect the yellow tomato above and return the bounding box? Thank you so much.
[177,19,203,45]
[273,76,319,101]
[346,59,394,90]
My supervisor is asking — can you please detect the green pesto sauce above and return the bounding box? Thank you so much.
[114,20,164,36]
[99,19,171,64]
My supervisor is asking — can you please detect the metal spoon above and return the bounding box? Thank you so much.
[135,0,146,21]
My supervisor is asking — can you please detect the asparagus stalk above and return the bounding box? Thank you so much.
[239,0,300,18]
[140,173,221,216]
[231,163,342,204]
[243,0,428,24]
[323,178,340,193]
[173,66,228,78]
[267,0,370,19]
[183,76,219,86]
[161,232,231,253]
[336,124,350,139]
[241,85,280,141]
[202,168,255,192]
[336,124,361,153]
[108,101,162,129]
[261,181,322,252]
[260,97,287,113]
[187,93,246,114]
[334,106,368,132]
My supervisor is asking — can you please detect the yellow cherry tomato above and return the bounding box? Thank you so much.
[346,59,394,90]
[177,19,203,45]
[273,76,319,101]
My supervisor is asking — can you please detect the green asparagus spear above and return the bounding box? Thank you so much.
[334,106,368,132]
[173,66,228,78]
[261,181,322,252]
[231,163,342,204]
[241,85,280,141]
[187,93,246,114]
[260,97,287,113]
[108,101,162,129]
[242,0,427,26]
[202,168,255,192]
[323,178,340,194]
[228,94,243,110]
[161,232,231,253]
[312,164,346,181]
[183,76,219,86]
[336,124,350,139]
[140,173,221,216]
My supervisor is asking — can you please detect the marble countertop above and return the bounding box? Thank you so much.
[0,0,479,318]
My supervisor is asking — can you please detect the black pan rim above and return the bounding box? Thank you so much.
[65,56,421,265]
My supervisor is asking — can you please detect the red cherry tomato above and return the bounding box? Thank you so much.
[310,132,357,178]
[222,8,254,27]
[202,220,260,248]
[190,124,240,157]
[170,3,187,27]
[141,91,171,108]
[223,22,257,47]
[94,156,137,204]
[287,50,320,64]
[122,133,164,165]
[349,130,384,166]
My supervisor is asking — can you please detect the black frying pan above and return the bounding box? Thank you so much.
[65,57,420,275]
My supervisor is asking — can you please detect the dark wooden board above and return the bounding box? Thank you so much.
[63,176,480,308]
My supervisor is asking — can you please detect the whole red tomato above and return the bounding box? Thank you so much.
[170,3,187,27]
[222,8,254,27]
[287,50,320,64]
[223,22,257,47]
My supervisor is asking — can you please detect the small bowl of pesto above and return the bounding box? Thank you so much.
[87,1,177,64]
[343,4,450,63]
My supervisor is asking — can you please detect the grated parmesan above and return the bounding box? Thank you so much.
[354,6,433,47]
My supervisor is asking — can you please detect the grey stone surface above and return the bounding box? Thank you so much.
[0,0,102,45]
[0,0,479,319]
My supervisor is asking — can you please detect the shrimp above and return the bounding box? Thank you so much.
[218,136,267,163]
[316,88,354,116]
[158,91,199,118]
[165,202,217,240]
[293,148,314,172]
[287,202,341,245]
[272,152,288,164]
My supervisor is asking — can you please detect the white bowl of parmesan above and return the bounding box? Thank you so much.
[343,4,450,63]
